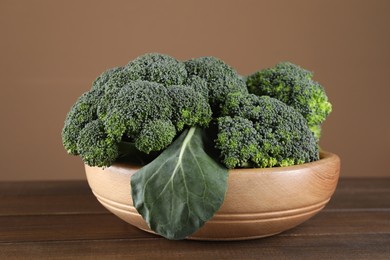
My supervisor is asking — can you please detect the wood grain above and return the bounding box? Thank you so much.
[0,178,389,258]
[1,234,389,259]
[0,181,104,216]
[1,211,389,243]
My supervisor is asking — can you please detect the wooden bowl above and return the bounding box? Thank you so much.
[85,151,340,241]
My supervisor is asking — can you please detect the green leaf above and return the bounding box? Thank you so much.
[131,126,228,240]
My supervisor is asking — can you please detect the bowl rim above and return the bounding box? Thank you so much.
[102,150,339,176]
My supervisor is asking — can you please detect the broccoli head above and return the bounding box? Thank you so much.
[246,62,332,138]
[62,79,177,167]
[102,80,173,143]
[126,53,188,86]
[135,119,177,154]
[98,80,214,156]
[168,85,212,131]
[62,89,102,155]
[103,67,141,91]
[185,75,209,100]
[215,116,259,169]
[76,120,119,167]
[185,56,247,109]
[91,67,123,92]
[93,53,187,94]
[63,54,327,169]
[63,54,223,167]
[216,93,319,168]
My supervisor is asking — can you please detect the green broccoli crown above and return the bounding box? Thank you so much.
[95,67,141,93]
[184,56,248,109]
[135,119,177,154]
[215,116,259,169]
[246,62,332,136]
[62,89,103,155]
[76,120,119,167]
[216,93,319,169]
[91,67,123,92]
[101,80,173,142]
[62,53,226,167]
[185,75,209,100]
[126,53,188,86]
[168,85,212,131]
[63,54,328,169]
[246,62,312,101]
[93,53,188,94]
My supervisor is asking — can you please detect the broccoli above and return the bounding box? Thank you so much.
[76,120,119,167]
[126,53,187,86]
[134,119,177,154]
[62,89,103,155]
[93,53,188,94]
[246,62,332,139]
[214,116,259,169]
[101,81,212,153]
[168,85,212,131]
[216,93,319,169]
[185,75,209,100]
[91,67,123,92]
[62,54,217,167]
[185,56,248,110]
[102,81,174,143]
[63,54,329,169]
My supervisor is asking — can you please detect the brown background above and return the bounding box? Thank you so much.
[0,0,389,180]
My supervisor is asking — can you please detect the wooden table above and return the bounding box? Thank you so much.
[1,178,389,259]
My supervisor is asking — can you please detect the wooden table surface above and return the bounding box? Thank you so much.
[0,178,389,259]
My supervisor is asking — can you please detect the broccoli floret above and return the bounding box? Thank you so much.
[246,62,332,137]
[126,53,187,86]
[62,89,102,155]
[168,85,212,131]
[77,120,119,167]
[246,62,312,103]
[63,54,222,167]
[91,67,123,92]
[185,56,247,109]
[99,79,215,156]
[217,93,318,168]
[215,116,259,169]
[135,119,176,154]
[62,80,176,166]
[220,92,262,119]
[102,67,141,91]
[185,75,209,100]
[96,68,141,120]
[102,80,173,142]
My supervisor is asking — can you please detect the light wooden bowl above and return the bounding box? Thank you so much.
[85,151,340,241]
